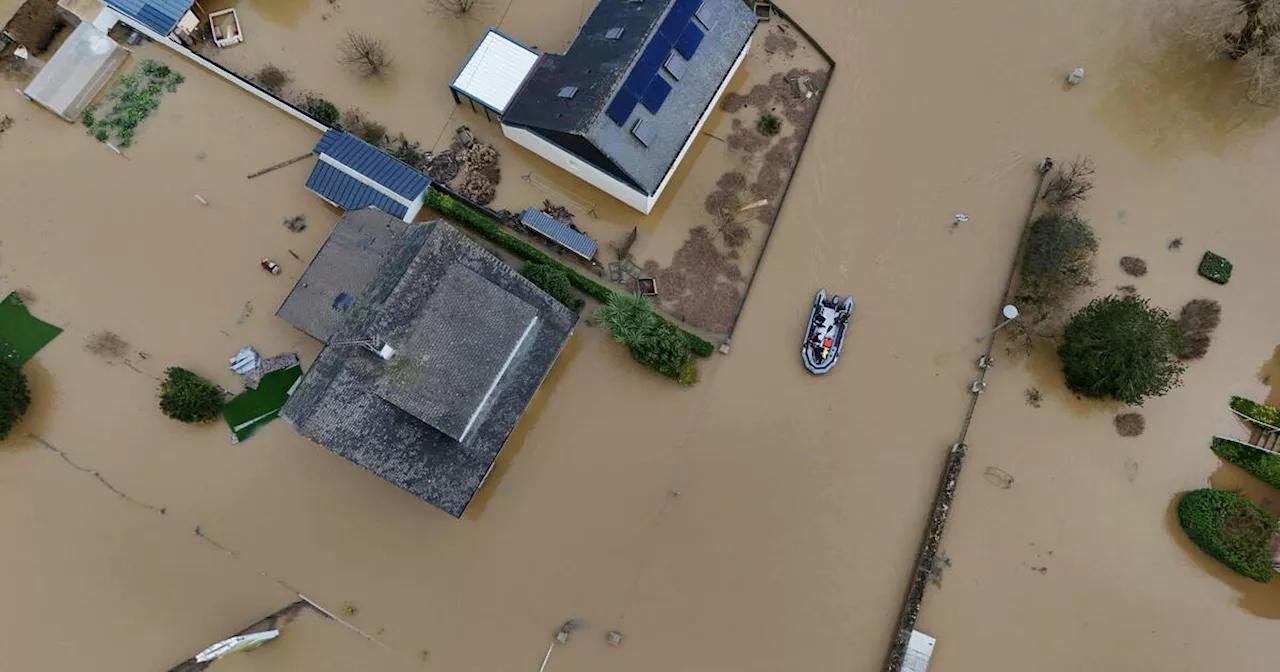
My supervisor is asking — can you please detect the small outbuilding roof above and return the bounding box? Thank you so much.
[306,130,432,222]
[22,22,128,122]
[278,210,578,517]
[519,208,598,260]
[103,0,193,35]
[450,29,540,115]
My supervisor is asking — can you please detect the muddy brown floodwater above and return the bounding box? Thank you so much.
[4,0,1280,669]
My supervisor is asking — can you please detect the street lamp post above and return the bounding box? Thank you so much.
[976,304,1019,342]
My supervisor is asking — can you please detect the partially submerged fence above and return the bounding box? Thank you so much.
[881,162,1051,672]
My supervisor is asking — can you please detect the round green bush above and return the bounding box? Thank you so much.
[522,262,584,312]
[1178,489,1277,583]
[757,113,782,137]
[0,362,31,440]
[158,367,225,424]
[1058,295,1184,405]
[303,97,340,126]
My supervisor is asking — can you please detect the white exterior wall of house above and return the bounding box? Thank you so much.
[500,124,655,213]
[500,33,753,215]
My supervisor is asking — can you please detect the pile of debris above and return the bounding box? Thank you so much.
[452,126,501,205]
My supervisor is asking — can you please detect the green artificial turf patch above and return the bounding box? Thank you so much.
[224,365,302,442]
[0,292,63,366]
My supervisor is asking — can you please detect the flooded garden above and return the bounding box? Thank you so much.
[2,0,1280,669]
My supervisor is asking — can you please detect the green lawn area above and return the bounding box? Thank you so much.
[0,292,63,366]
[224,366,302,442]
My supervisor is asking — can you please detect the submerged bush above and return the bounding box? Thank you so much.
[596,293,698,384]
[300,94,340,126]
[756,113,782,136]
[1198,251,1233,284]
[1013,211,1098,341]
[1178,488,1278,583]
[1059,295,1184,405]
[1177,298,1221,361]
[1231,395,1280,427]
[158,367,225,423]
[255,63,293,93]
[522,262,584,312]
[0,362,31,440]
[1211,436,1280,490]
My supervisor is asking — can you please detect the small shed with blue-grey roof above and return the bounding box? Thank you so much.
[304,129,432,223]
[101,0,194,35]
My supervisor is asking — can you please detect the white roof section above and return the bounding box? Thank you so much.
[901,630,936,672]
[450,29,539,115]
[23,23,128,121]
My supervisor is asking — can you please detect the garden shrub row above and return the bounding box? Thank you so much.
[1230,395,1280,427]
[522,262,585,312]
[1211,436,1280,490]
[426,188,714,356]
[1177,488,1278,583]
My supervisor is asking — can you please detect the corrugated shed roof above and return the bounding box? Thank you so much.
[103,0,193,35]
[305,162,409,221]
[520,208,598,259]
[450,30,540,114]
[313,129,432,200]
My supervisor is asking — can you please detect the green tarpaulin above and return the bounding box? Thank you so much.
[0,292,62,366]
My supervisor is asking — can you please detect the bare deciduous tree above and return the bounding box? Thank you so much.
[1184,0,1280,101]
[254,64,292,93]
[337,31,393,78]
[426,0,487,17]
[1041,157,1095,211]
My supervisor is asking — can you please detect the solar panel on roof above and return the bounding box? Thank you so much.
[675,24,704,59]
[605,27,625,39]
[557,85,578,98]
[641,77,672,112]
[606,90,638,125]
[658,0,699,39]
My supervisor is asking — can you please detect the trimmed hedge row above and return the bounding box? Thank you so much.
[1211,436,1280,490]
[1177,488,1277,583]
[1198,251,1233,285]
[1231,395,1280,427]
[426,188,715,356]
[522,262,585,312]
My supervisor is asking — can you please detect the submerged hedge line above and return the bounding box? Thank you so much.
[426,188,714,357]
[1211,436,1280,490]
[1177,488,1278,583]
[1231,395,1280,427]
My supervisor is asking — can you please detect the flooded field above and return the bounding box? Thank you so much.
[3,0,1280,669]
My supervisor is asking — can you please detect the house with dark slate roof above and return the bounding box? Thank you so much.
[277,208,578,517]
[451,0,756,214]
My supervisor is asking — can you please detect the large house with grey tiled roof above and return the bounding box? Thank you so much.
[277,208,577,518]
